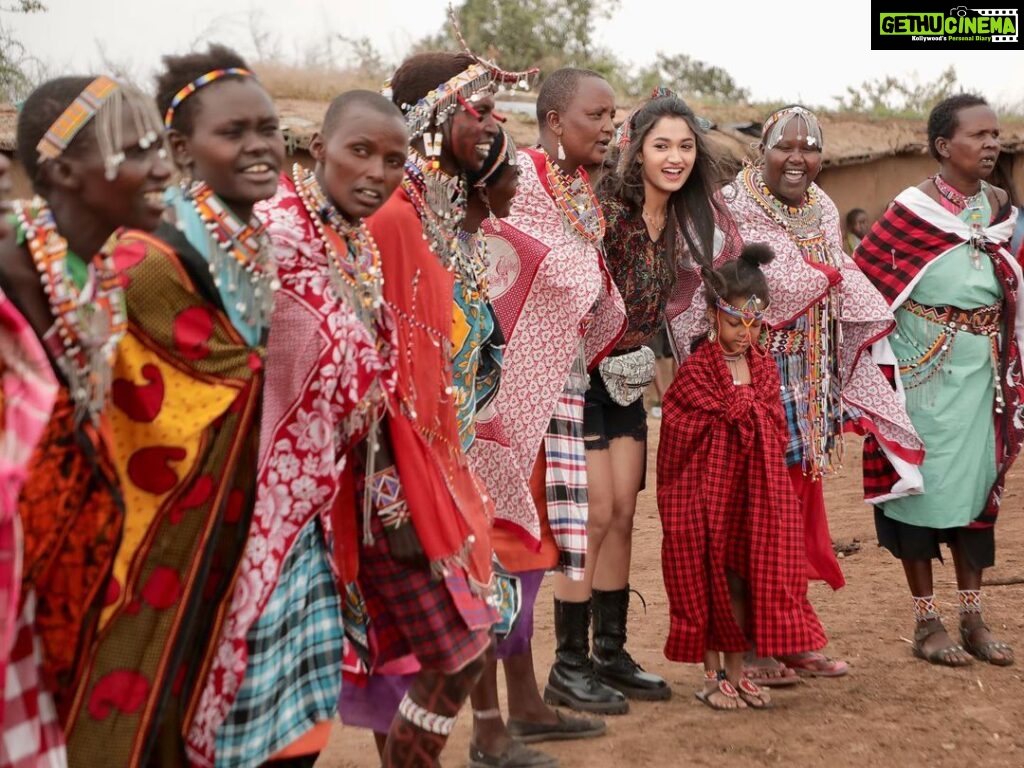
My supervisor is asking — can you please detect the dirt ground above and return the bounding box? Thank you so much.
[318,424,1024,768]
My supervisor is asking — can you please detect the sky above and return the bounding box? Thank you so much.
[6,0,1024,109]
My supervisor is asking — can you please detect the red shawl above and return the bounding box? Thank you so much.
[657,340,827,662]
[471,148,626,551]
[365,188,492,590]
[855,188,1023,524]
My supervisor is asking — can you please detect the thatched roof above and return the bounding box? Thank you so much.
[273,98,1024,169]
[0,105,16,152]
[4,98,1023,169]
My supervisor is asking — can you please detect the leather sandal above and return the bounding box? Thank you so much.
[468,740,559,768]
[960,623,1014,667]
[694,671,745,711]
[734,677,771,709]
[912,619,972,667]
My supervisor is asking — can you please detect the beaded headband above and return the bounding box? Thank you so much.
[389,4,539,146]
[468,128,517,187]
[761,106,822,152]
[716,294,768,325]
[163,67,253,128]
[36,76,121,163]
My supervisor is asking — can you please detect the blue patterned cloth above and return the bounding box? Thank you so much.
[216,520,343,767]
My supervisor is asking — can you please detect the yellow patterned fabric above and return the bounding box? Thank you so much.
[62,228,264,767]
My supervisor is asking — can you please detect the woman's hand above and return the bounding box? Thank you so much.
[384,520,428,569]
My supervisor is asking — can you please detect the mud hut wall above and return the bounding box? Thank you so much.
[817,155,937,232]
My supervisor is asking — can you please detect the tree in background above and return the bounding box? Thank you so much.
[834,66,959,115]
[0,0,46,101]
[416,0,622,85]
[630,52,749,101]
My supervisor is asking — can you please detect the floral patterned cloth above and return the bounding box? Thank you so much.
[186,175,395,767]
[472,149,626,555]
[600,194,674,349]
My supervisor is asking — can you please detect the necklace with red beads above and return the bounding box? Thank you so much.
[15,197,126,425]
[291,164,389,341]
[540,148,605,244]
[181,180,279,336]
[402,153,467,268]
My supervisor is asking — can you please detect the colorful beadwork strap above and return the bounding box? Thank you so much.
[36,75,121,162]
[716,295,768,325]
[163,67,253,127]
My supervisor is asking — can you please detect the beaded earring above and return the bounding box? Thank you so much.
[486,202,502,232]
[556,137,566,161]
[708,327,717,342]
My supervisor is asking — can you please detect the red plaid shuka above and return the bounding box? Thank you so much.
[657,340,827,662]
[854,188,1023,524]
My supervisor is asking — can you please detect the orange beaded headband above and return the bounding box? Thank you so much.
[36,76,121,163]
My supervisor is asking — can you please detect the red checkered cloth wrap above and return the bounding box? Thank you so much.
[471,148,625,575]
[722,172,925,501]
[355,507,493,674]
[186,176,397,764]
[664,194,743,361]
[0,293,57,727]
[365,187,494,598]
[854,187,1023,524]
[657,339,827,662]
[1,593,66,767]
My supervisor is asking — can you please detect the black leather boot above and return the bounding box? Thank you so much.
[544,598,629,714]
[591,586,671,701]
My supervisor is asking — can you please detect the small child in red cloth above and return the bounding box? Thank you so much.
[657,243,828,710]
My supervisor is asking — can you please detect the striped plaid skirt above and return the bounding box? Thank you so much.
[216,520,343,768]
[357,511,493,674]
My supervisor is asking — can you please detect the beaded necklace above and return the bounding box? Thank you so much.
[291,164,388,340]
[541,149,605,244]
[932,175,989,270]
[454,229,490,300]
[402,154,467,268]
[182,180,280,335]
[931,174,986,210]
[15,197,126,425]
[291,164,396,542]
[745,166,826,245]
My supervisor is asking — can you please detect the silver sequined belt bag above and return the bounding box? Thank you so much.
[597,346,656,407]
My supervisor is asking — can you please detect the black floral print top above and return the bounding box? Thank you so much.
[600,193,675,350]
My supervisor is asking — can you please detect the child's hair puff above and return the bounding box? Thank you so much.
[703,243,775,308]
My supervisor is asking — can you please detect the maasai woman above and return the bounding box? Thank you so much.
[659,243,827,711]
[580,91,723,704]
[451,127,513,453]
[471,66,628,723]
[0,75,171,767]
[721,105,924,683]
[855,94,1021,668]
[337,128,545,768]
[354,51,511,766]
[187,89,405,768]
[99,45,282,766]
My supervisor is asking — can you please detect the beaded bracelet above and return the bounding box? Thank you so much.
[398,693,457,735]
